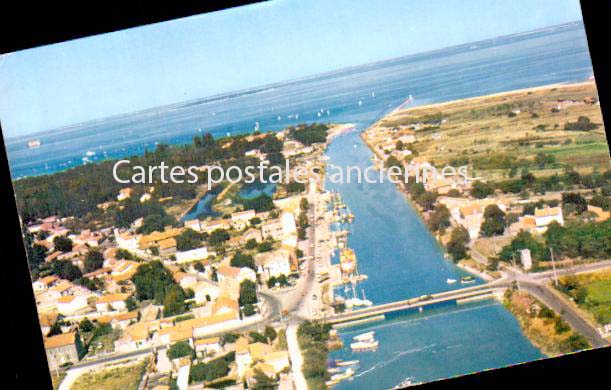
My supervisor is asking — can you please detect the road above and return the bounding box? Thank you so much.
[286,322,308,390]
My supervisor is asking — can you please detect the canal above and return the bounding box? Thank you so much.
[325,129,544,388]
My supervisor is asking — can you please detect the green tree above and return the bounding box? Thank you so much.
[79,318,94,332]
[53,236,73,252]
[167,341,194,360]
[251,368,277,390]
[471,181,494,199]
[446,227,470,261]
[239,280,258,306]
[230,251,256,270]
[163,284,187,317]
[428,204,451,232]
[84,250,104,273]
[208,229,230,245]
[176,229,204,251]
[480,205,506,237]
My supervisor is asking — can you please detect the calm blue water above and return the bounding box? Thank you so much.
[5,22,591,386]
[238,182,276,199]
[326,130,544,388]
[180,192,219,222]
[5,22,592,179]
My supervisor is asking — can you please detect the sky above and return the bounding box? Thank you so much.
[0,0,584,138]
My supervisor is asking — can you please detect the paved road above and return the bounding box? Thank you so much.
[286,322,308,390]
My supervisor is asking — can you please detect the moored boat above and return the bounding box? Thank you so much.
[350,340,379,351]
[353,331,375,342]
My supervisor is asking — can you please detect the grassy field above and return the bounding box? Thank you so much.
[371,81,609,180]
[558,270,611,326]
[70,361,146,390]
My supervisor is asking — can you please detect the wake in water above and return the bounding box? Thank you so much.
[353,344,437,379]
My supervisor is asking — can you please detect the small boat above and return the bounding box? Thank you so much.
[391,377,421,389]
[27,139,41,148]
[336,360,359,367]
[351,340,379,351]
[353,331,375,342]
[85,150,96,157]
[328,367,342,374]
[446,278,457,284]
[330,368,354,383]
[460,276,476,284]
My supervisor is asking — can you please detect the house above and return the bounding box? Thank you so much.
[44,332,83,370]
[114,322,151,353]
[194,336,222,357]
[138,228,183,251]
[95,293,129,313]
[114,229,140,252]
[216,265,257,299]
[158,238,177,257]
[110,260,140,282]
[57,295,89,316]
[211,296,240,317]
[534,207,564,233]
[231,209,256,231]
[508,215,537,235]
[261,212,296,240]
[242,228,263,244]
[140,193,152,203]
[236,337,290,380]
[117,188,134,201]
[184,219,201,232]
[201,219,231,234]
[173,272,198,290]
[255,248,293,281]
[176,247,210,264]
[192,280,220,304]
[33,275,59,292]
[520,249,532,271]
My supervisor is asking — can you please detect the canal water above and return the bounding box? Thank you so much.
[325,129,544,388]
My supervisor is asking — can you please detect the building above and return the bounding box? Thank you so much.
[194,336,222,357]
[231,209,256,230]
[261,212,296,240]
[534,207,564,233]
[114,322,151,353]
[33,275,59,292]
[117,188,134,201]
[184,219,201,232]
[217,265,257,299]
[201,219,231,234]
[158,238,178,257]
[520,248,532,271]
[95,293,129,313]
[44,332,83,370]
[255,248,293,281]
[176,247,210,264]
[57,295,89,316]
[192,280,220,304]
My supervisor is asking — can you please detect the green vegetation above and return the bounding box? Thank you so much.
[53,235,73,252]
[564,116,598,131]
[504,289,590,356]
[557,271,611,325]
[70,361,146,390]
[131,261,187,316]
[84,250,104,273]
[290,123,329,145]
[239,279,258,306]
[176,228,206,251]
[446,226,470,261]
[189,356,231,383]
[428,204,450,232]
[480,205,506,237]
[230,251,256,270]
[297,321,331,389]
[544,220,610,260]
[167,341,195,360]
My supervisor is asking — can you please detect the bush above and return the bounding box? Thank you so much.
[167,341,194,360]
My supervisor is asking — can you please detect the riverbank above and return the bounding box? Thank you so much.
[503,289,590,357]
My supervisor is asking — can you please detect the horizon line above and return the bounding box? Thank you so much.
[4,20,583,141]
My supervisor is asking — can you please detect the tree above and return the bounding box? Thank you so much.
[53,236,73,252]
[137,213,175,235]
[79,318,94,332]
[132,261,177,303]
[239,280,258,306]
[163,284,187,317]
[52,260,82,281]
[264,325,277,342]
[564,116,597,131]
[562,192,587,214]
[208,229,230,245]
[125,297,138,311]
[167,341,194,360]
[230,251,255,270]
[480,205,506,237]
[242,303,256,317]
[189,358,230,383]
[471,181,494,199]
[446,227,470,261]
[176,229,204,251]
[428,204,450,232]
[84,250,104,273]
[251,368,277,390]
[245,238,258,250]
[416,191,437,211]
[499,230,548,263]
